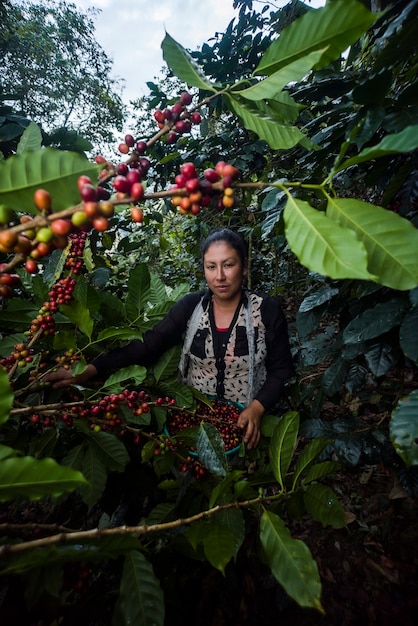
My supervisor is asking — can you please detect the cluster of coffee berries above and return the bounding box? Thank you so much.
[178,456,207,480]
[66,389,174,434]
[28,302,55,338]
[29,413,53,428]
[27,233,86,338]
[153,436,176,456]
[112,158,149,203]
[73,175,116,232]
[170,160,240,216]
[166,398,243,452]
[0,342,34,372]
[117,133,148,158]
[54,348,80,370]
[0,263,21,299]
[153,92,202,145]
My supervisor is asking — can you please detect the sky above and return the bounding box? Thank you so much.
[73,0,325,104]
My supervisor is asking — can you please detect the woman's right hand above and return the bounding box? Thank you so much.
[45,363,98,390]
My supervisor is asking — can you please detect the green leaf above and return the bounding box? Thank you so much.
[292,438,330,490]
[269,411,299,490]
[236,49,325,101]
[2,536,140,576]
[259,509,323,611]
[284,197,377,281]
[302,461,341,485]
[400,306,418,364]
[228,95,309,150]
[203,522,235,575]
[343,298,408,344]
[60,300,94,339]
[322,357,349,397]
[0,367,14,426]
[16,121,42,154]
[0,444,21,460]
[255,0,377,76]
[326,198,418,290]
[364,343,397,377]
[115,551,165,626]
[97,327,143,342]
[85,430,129,472]
[216,507,246,560]
[196,422,228,477]
[0,148,100,212]
[303,484,346,528]
[390,390,418,467]
[0,457,88,502]
[152,345,181,382]
[161,32,217,92]
[335,125,418,174]
[125,264,151,321]
[78,443,108,508]
[101,366,147,394]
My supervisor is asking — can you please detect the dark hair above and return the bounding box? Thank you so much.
[201,228,248,265]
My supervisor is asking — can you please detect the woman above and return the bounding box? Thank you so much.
[47,228,295,449]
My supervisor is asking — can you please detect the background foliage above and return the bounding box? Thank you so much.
[0,0,417,624]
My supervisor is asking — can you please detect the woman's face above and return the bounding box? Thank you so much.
[203,241,247,302]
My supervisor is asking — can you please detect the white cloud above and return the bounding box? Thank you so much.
[72,0,325,102]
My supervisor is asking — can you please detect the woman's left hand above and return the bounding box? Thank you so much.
[237,400,265,449]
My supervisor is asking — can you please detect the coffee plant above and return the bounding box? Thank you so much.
[1,1,418,623]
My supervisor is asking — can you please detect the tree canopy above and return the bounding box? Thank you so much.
[0,0,126,151]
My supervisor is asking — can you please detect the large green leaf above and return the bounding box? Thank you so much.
[322,357,349,397]
[16,121,42,154]
[125,263,151,321]
[235,49,325,101]
[196,422,228,477]
[161,32,217,92]
[390,390,418,467]
[400,306,418,364]
[0,148,100,212]
[115,551,165,626]
[335,125,418,174]
[292,438,330,490]
[326,198,418,290]
[0,456,88,502]
[343,298,409,345]
[97,327,143,342]
[216,507,246,560]
[2,536,140,576]
[203,521,236,575]
[78,443,108,509]
[101,365,147,394]
[269,411,299,490]
[85,430,130,472]
[284,197,377,281]
[227,95,309,150]
[60,300,94,339]
[302,461,341,485]
[255,0,377,75]
[0,367,13,426]
[303,484,346,528]
[364,343,397,377]
[259,509,323,611]
[152,345,181,382]
[0,444,21,461]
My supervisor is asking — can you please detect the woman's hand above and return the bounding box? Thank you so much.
[45,363,98,390]
[237,399,265,449]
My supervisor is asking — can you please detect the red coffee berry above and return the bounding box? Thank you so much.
[179,91,192,106]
